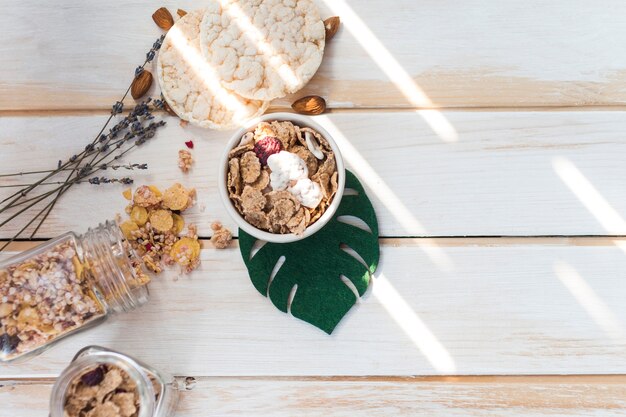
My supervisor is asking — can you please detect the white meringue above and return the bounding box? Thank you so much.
[288,178,323,209]
[267,151,308,191]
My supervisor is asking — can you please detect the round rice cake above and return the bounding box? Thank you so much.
[157,9,269,130]
[199,0,325,101]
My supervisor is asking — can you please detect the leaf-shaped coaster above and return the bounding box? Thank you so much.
[239,170,379,334]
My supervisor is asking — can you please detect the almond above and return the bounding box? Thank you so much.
[177,9,187,18]
[152,7,174,30]
[324,16,340,41]
[291,95,327,115]
[131,70,153,100]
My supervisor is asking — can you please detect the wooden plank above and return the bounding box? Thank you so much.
[1,1,626,111]
[2,376,626,417]
[1,237,626,377]
[2,111,626,238]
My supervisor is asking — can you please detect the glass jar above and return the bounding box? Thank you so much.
[0,220,150,362]
[50,345,180,417]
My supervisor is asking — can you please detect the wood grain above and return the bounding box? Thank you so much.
[3,0,625,414]
[2,376,626,417]
[1,238,625,378]
[1,1,625,111]
[2,111,626,238]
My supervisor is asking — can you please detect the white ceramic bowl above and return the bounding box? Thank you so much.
[218,113,345,243]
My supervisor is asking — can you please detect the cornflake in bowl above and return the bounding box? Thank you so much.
[219,113,345,243]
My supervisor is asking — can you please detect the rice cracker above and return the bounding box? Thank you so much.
[199,0,325,101]
[157,9,269,129]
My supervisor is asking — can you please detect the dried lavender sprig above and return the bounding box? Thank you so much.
[0,177,136,188]
[0,127,146,207]
[0,164,148,178]
[1,36,166,247]
[0,120,165,230]
[0,160,143,250]
[0,98,159,210]
[0,133,148,205]
[2,120,162,211]
[0,198,56,251]
[0,35,165,216]
[0,100,158,209]
[88,177,134,185]
[4,120,163,213]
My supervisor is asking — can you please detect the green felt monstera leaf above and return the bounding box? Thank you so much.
[239,171,379,334]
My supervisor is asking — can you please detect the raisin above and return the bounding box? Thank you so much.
[0,333,20,354]
[80,366,105,386]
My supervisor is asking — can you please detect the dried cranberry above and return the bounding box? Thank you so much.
[0,333,19,354]
[254,136,282,166]
[184,140,194,149]
[80,366,105,386]
[145,243,154,252]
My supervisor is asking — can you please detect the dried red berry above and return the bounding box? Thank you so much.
[254,136,282,165]
[184,140,194,149]
[145,243,154,252]
[80,366,105,386]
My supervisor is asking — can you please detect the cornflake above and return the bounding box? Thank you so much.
[162,183,193,211]
[227,121,338,235]
[240,152,261,183]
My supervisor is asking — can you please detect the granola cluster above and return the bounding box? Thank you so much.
[64,363,160,417]
[178,149,193,173]
[227,121,338,235]
[0,241,104,361]
[210,222,232,249]
[120,183,201,274]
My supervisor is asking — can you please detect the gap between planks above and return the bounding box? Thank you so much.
[4,375,626,417]
[3,105,626,117]
[3,375,626,385]
[2,236,626,252]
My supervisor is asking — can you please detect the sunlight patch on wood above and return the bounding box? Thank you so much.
[554,261,625,342]
[374,273,456,373]
[318,115,454,272]
[321,0,458,142]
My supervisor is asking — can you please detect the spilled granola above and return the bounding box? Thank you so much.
[120,183,201,274]
[227,121,338,235]
[210,222,232,249]
[178,149,193,173]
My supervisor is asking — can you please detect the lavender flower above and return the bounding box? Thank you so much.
[111,101,124,115]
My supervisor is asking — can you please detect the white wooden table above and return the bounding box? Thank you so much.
[2,1,626,415]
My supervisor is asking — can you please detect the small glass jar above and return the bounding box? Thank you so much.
[0,220,150,362]
[50,345,180,417]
